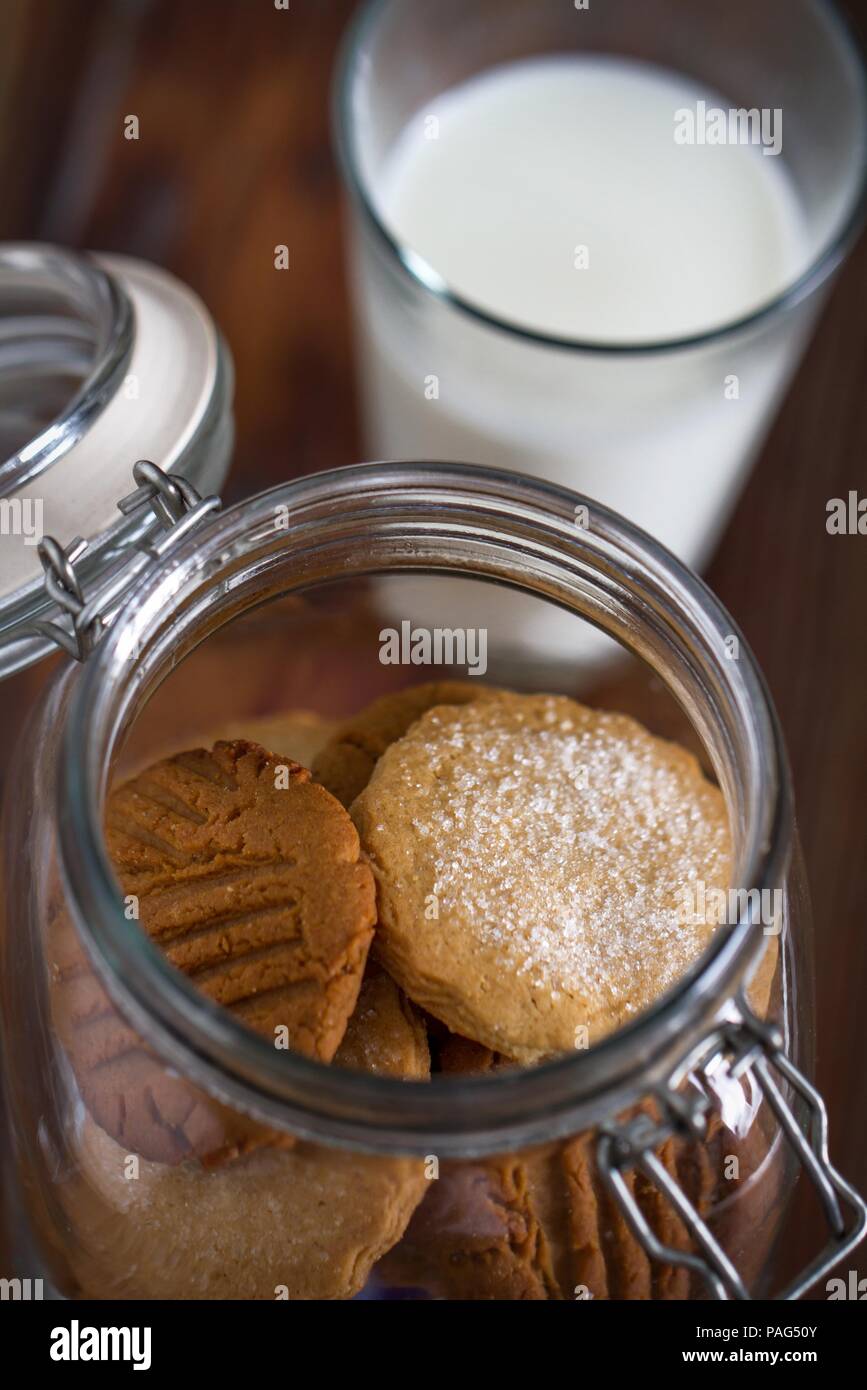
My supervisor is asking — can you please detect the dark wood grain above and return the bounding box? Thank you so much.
[1,0,865,1297]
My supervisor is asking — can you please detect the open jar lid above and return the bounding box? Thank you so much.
[0,243,233,679]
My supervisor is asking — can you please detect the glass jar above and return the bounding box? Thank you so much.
[0,459,863,1301]
[0,243,233,682]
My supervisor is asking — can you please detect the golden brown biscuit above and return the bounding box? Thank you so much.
[334,962,430,1078]
[312,680,503,807]
[633,1137,692,1300]
[49,882,297,1169]
[63,980,430,1300]
[434,1030,513,1075]
[66,1122,427,1300]
[378,1156,561,1300]
[424,945,775,1072]
[557,1135,609,1298]
[380,1135,655,1301]
[352,694,731,1063]
[381,1102,779,1300]
[106,741,375,1057]
[55,739,376,1163]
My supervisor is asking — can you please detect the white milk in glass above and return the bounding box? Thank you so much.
[350,56,814,665]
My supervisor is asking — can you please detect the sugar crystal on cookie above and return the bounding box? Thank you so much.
[352,694,730,1062]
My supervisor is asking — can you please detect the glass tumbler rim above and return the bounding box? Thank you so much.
[54,459,794,1155]
[333,0,867,357]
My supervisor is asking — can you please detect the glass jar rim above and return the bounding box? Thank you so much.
[55,461,794,1155]
[0,242,133,497]
[333,0,867,357]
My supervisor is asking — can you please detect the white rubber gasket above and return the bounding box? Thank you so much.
[0,253,220,602]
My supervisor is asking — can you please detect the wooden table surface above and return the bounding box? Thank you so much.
[1,0,865,1296]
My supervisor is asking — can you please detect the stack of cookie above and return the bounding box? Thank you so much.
[317,683,779,1299]
[50,683,779,1299]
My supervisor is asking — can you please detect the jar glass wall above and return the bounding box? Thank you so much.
[0,245,234,872]
[0,463,838,1300]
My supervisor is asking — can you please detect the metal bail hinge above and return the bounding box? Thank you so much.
[32,460,221,662]
[597,1000,867,1301]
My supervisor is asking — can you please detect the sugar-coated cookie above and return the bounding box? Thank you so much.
[312,680,502,807]
[352,694,731,1062]
[64,978,430,1299]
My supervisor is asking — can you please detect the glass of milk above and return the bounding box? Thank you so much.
[334,0,867,668]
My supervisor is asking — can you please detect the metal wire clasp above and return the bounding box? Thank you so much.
[32,460,221,661]
[597,1000,867,1300]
